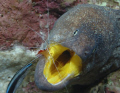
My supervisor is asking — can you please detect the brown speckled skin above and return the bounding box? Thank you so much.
[35,4,120,91]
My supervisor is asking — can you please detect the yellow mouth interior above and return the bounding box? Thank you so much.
[39,43,82,85]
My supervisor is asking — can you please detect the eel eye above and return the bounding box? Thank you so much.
[74,29,79,36]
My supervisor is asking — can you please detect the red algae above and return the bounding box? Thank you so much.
[0,0,87,50]
[0,0,41,50]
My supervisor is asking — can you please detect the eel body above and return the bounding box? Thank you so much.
[35,4,120,91]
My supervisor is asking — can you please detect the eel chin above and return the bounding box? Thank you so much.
[35,43,82,91]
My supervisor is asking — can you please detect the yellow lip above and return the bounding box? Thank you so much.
[39,43,82,85]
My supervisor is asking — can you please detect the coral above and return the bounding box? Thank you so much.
[33,0,66,15]
[88,70,120,93]
[22,82,54,93]
[0,0,78,50]
[0,45,37,93]
[0,0,88,50]
[32,0,88,17]
[106,70,120,93]
[22,82,42,93]
[88,0,120,9]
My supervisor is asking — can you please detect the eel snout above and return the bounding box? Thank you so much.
[35,4,120,91]
[35,43,82,91]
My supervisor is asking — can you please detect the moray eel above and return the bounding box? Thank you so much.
[35,4,120,91]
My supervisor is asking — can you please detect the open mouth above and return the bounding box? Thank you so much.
[38,43,82,85]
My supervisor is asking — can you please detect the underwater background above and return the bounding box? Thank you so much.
[0,0,120,93]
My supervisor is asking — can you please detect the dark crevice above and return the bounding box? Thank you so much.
[50,50,74,74]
